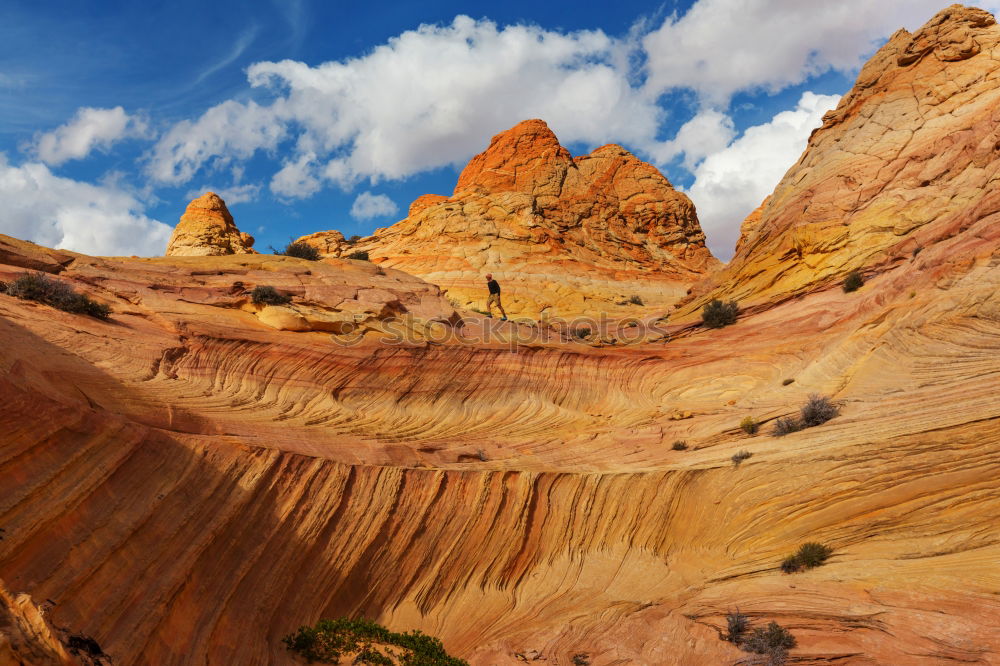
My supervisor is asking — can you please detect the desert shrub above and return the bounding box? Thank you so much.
[800,394,839,428]
[781,542,833,574]
[702,299,739,328]
[6,272,110,320]
[573,327,591,339]
[348,234,362,243]
[0,280,7,294]
[348,250,370,261]
[842,270,864,293]
[731,450,752,466]
[672,440,688,451]
[251,285,290,306]
[741,621,796,664]
[740,416,759,435]
[772,416,803,437]
[782,378,794,386]
[571,654,590,666]
[628,294,644,306]
[794,542,833,568]
[724,609,749,643]
[283,617,467,665]
[277,241,321,261]
[780,555,802,574]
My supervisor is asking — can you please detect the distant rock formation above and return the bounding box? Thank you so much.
[301,119,718,318]
[683,4,1000,313]
[165,192,256,256]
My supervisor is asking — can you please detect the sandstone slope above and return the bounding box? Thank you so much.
[681,3,1000,317]
[301,120,718,319]
[3,7,1000,666]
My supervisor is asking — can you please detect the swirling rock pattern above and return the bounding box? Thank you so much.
[2,182,1000,666]
[681,4,1000,316]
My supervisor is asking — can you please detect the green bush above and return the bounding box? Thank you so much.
[277,241,321,261]
[672,440,688,451]
[251,285,291,306]
[348,234,363,243]
[283,617,467,665]
[6,272,110,320]
[702,299,739,328]
[627,294,644,306]
[740,416,759,435]
[843,270,864,293]
[781,542,833,574]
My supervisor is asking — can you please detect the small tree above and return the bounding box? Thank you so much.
[702,299,739,328]
[843,270,864,293]
[348,250,370,261]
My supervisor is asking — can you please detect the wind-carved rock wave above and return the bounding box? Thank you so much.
[2,6,1000,665]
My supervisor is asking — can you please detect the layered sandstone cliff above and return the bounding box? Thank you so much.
[165,192,256,256]
[681,4,1000,316]
[3,6,1000,666]
[301,120,718,318]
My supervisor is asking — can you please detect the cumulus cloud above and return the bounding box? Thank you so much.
[650,109,736,169]
[0,154,172,256]
[146,16,667,193]
[350,191,399,220]
[32,106,148,165]
[686,92,841,260]
[642,0,951,105]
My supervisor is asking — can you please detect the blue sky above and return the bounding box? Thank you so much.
[0,0,986,259]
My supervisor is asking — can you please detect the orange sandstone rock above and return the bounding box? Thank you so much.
[682,4,1000,315]
[348,119,718,318]
[164,192,256,256]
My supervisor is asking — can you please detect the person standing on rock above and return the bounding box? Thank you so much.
[485,273,507,321]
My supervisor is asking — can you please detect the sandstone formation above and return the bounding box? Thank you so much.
[3,6,1000,666]
[680,4,1000,316]
[300,120,718,319]
[165,192,256,257]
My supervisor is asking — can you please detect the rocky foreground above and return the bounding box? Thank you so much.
[3,5,1000,666]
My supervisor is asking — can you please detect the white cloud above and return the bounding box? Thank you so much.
[651,109,735,169]
[32,106,148,165]
[686,92,841,261]
[184,183,261,205]
[642,0,951,105]
[146,16,668,193]
[350,191,398,220]
[0,154,172,256]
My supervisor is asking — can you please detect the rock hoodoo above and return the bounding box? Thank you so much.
[164,192,256,257]
[301,119,718,318]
